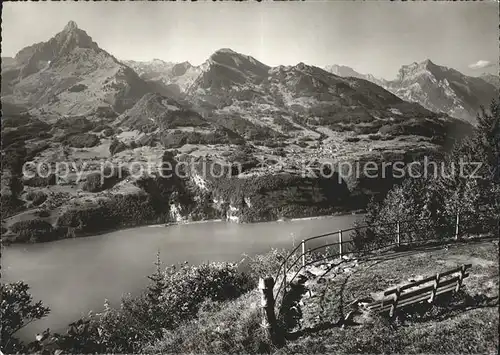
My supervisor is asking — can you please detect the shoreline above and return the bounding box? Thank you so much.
[147,210,365,228]
[1,209,365,247]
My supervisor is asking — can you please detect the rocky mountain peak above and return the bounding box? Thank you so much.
[214,48,236,55]
[171,61,192,76]
[397,59,440,82]
[53,22,97,53]
[63,20,79,32]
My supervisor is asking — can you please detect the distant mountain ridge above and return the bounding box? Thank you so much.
[324,64,386,87]
[123,59,202,97]
[324,60,498,124]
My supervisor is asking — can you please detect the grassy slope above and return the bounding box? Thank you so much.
[282,239,499,354]
[148,239,498,354]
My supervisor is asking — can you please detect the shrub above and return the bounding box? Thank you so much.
[54,117,94,134]
[1,119,51,149]
[0,195,25,218]
[273,116,297,132]
[64,133,100,148]
[10,219,56,243]
[56,260,254,353]
[144,291,266,354]
[82,167,127,193]
[68,83,87,92]
[109,139,128,155]
[91,124,112,133]
[345,136,361,142]
[23,174,56,187]
[34,209,51,218]
[25,191,48,206]
[102,128,114,137]
[0,282,50,354]
[244,248,288,284]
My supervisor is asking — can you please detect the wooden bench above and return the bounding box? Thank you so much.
[365,264,471,317]
[344,264,471,323]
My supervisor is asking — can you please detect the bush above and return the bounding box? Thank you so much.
[64,133,100,148]
[345,136,361,143]
[54,117,94,134]
[82,167,128,193]
[1,282,50,354]
[10,219,56,243]
[102,128,114,137]
[109,139,128,155]
[25,191,48,206]
[91,124,112,133]
[244,248,288,284]
[144,291,266,354]
[56,260,253,353]
[1,195,25,218]
[23,174,56,187]
[273,116,297,132]
[34,209,51,218]
[68,83,87,92]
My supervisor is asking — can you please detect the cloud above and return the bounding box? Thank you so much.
[468,60,494,70]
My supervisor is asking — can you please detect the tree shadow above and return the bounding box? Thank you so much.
[278,280,308,333]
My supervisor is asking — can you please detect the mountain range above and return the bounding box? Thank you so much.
[324,61,498,124]
[0,21,489,240]
[3,21,496,127]
[1,21,174,119]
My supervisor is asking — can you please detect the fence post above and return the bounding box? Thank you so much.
[396,221,400,247]
[455,213,460,240]
[428,272,440,303]
[455,265,466,292]
[301,239,306,267]
[338,229,343,258]
[283,259,287,293]
[390,287,400,318]
[259,277,277,342]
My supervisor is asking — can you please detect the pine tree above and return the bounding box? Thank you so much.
[146,251,166,306]
[475,100,500,183]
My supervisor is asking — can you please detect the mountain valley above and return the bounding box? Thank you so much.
[0,21,484,243]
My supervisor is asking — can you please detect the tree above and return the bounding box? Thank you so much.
[1,282,50,353]
[146,251,166,306]
[475,100,500,182]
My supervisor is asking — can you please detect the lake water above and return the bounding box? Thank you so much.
[1,214,362,338]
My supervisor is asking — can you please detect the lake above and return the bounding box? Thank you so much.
[1,214,362,339]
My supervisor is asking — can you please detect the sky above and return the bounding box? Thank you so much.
[2,1,499,80]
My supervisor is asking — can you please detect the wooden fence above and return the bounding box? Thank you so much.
[272,213,497,311]
[257,213,497,337]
